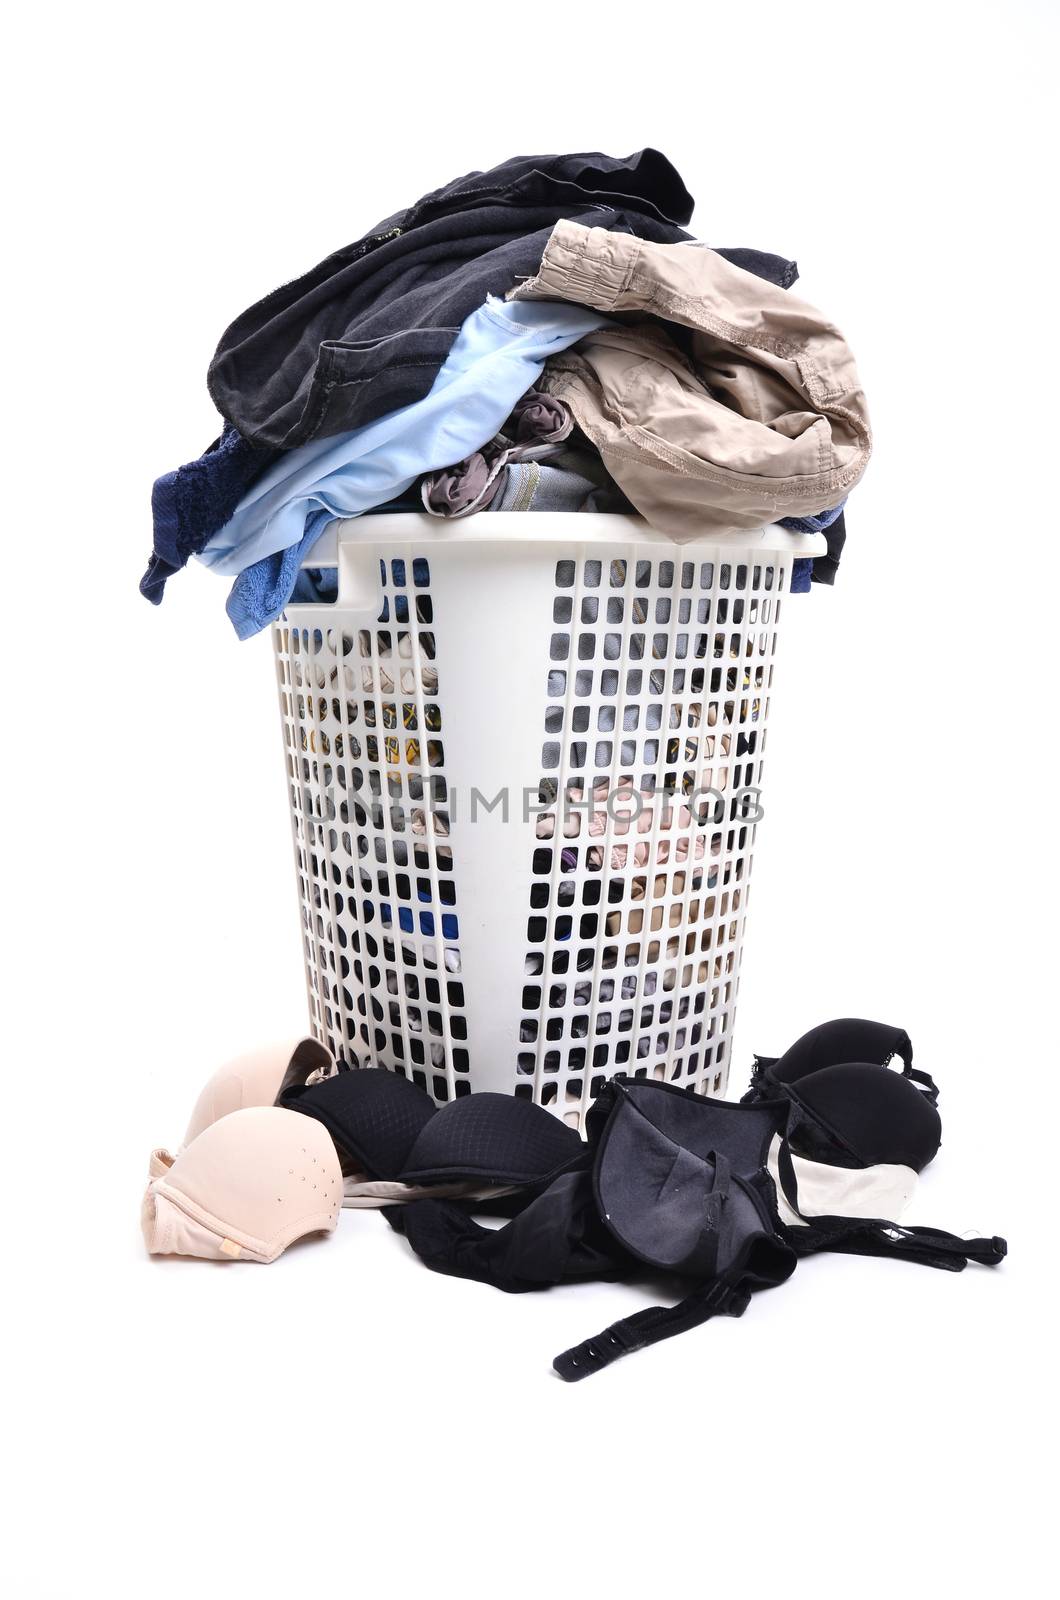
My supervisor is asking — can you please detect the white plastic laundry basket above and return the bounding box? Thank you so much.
[273,512,824,1129]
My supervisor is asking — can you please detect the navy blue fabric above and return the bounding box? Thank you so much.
[778,501,846,536]
[790,558,813,593]
[780,500,847,591]
[140,427,276,604]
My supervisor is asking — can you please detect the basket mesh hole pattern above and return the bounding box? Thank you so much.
[275,536,794,1130]
[517,554,784,1122]
[274,555,470,1103]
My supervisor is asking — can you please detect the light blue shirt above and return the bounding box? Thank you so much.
[198,294,606,637]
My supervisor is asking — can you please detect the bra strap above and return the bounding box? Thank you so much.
[552,1277,751,1383]
[794,1216,1007,1271]
[904,1065,939,1106]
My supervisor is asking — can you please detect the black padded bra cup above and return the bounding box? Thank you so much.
[745,1017,942,1173]
[278,1068,437,1178]
[279,1071,584,1187]
[793,1062,941,1172]
[592,1082,794,1284]
[766,1018,914,1084]
[601,1081,785,1178]
[401,1092,584,1185]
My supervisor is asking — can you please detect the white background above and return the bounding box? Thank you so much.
[4,3,1055,1595]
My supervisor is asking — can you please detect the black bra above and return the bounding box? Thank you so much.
[278,1018,1006,1380]
[743,1017,942,1170]
[279,1064,585,1188]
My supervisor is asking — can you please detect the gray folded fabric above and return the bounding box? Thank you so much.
[421,386,576,517]
[506,389,572,445]
[423,448,502,517]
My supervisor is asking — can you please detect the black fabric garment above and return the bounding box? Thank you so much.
[589,1083,789,1277]
[812,508,847,586]
[280,1066,437,1178]
[385,1171,623,1293]
[743,1017,942,1171]
[276,1021,1005,1381]
[782,1211,1007,1271]
[385,1083,794,1309]
[550,1030,1003,1377]
[384,1074,797,1377]
[279,1069,584,1187]
[745,1019,1006,1276]
[585,1076,782,1178]
[553,1278,754,1381]
[206,149,797,451]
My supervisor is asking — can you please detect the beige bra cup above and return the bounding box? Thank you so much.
[143,1106,342,1264]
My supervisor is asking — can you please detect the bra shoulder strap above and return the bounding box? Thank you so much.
[791,1215,1006,1271]
[552,1277,751,1382]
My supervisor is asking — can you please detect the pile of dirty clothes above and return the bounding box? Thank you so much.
[141,149,869,638]
[142,1021,1005,1380]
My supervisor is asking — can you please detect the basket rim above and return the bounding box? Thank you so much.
[303,512,828,564]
